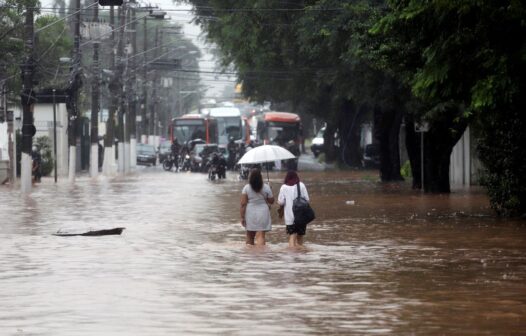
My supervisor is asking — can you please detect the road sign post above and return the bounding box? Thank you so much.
[415,122,429,192]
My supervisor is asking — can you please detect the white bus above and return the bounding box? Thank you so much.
[208,107,243,145]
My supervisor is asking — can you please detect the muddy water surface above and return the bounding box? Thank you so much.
[1,169,525,335]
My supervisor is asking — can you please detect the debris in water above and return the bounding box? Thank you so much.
[53,227,125,237]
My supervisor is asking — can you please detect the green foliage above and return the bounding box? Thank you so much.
[477,108,526,216]
[34,136,54,176]
[371,0,526,214]
[400,160,412,179]
[0,0,36,101]
[14,133,54,177]
[34,15,73,89]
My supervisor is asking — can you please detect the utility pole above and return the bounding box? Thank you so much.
[103,6,117,176]
[129,6,138,169]
[20,4,36,193]
[67,0,82,183]
[90,0,100,178]
[116,4,126,173]
[141,15,148,144]
[150,25,159,147]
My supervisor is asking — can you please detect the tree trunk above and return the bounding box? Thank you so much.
[102,5,117,176]
[323,122,337,163]
[404,114,421,189]
[89,0,99,178]
[405,110,467,193]
[423,120,467,193]
[20,6,35,193]
[338,100,362,167]
[374,105,404,181]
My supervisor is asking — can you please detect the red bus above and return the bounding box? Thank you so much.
[256,112,301,155]
[170,114,218,144]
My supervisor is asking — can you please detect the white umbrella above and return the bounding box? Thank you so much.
[237,145,296,181]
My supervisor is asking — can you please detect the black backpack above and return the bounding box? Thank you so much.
[292,183,315,225]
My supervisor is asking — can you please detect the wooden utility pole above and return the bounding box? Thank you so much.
[150,25,159,145]
[90,0,100,178]
[129,7,138,168]
[20,5,36,193]
[116,4,126,173]
[103,6,117,176]
[141,15,148,143]
[67,0,82,182]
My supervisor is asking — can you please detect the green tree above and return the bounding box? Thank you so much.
[372,1,526,213]
[34,14,73,89]
[0,0,33,102]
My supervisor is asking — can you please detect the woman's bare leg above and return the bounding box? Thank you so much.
[255,231,266,246]
[297,235,304,246]
[246,231,256,245]
[288,233,298,248]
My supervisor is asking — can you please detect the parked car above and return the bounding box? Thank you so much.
[136,144,157,166]
[158,141,172,163]
[362,143,380,168]
[310,127,325,157]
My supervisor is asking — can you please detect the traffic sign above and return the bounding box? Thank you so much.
[99,0,123,6]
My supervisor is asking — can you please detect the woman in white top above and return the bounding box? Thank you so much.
[240,168,274,246]
[277,171,309,247]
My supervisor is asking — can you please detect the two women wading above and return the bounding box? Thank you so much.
[240,169,311,248]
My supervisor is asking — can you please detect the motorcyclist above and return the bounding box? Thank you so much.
[171,137,181,171]
[227,136,237,170]
[209,151,227,179]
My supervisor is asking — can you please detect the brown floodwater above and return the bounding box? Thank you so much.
[1,168,525,335]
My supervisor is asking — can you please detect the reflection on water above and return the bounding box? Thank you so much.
[1,169,525,335]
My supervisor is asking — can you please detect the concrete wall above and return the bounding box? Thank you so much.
[0,122,7,161]
[450,127,482,186]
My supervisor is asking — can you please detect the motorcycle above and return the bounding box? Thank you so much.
[180,154,192,172]
[162,153,179,171]
[208,153,227,180]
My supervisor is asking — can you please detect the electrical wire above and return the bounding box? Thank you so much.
[1,5,346,12]
[79,11,153,47]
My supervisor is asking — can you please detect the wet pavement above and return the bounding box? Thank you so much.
[1,164,526,335]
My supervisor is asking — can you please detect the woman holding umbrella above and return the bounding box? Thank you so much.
[240,168,274,246]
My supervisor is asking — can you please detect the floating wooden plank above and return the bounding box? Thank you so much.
[53,227,125,237]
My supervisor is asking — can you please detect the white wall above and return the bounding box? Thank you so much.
[11,103,69,176]
[450,127,481,186]
[0,122,7,160]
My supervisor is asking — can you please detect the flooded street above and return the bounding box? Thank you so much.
[1,167,525,335]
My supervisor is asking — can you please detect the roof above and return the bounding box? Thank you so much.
[264,112,300,123]
[175,113,207,120]
[209,107,241,118]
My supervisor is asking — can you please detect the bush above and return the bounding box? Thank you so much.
[400,160,412,179]
[15,134,54,177]
[35,136,54,176]
[478,108,526,217]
